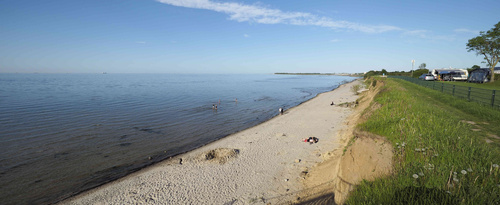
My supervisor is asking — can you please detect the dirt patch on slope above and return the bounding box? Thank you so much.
[333,131,393,204]
[298,79,393,205]
[299,130,393,205]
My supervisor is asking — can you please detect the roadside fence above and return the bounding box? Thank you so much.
[388,76,499,109]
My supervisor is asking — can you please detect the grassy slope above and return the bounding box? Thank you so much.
[347,78,500,204]
[442,80,500,90]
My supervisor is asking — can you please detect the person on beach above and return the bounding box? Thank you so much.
[215,104,218,110]
[212,104,215,109]
[279,107,283,115]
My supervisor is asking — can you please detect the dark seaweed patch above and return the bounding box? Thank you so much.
[53,152,69,159]
[254,96,274,102]
[133,127,162,134]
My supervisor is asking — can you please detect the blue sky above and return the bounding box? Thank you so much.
[0,0,499,74]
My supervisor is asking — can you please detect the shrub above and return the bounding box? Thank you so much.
[351,84,362,93]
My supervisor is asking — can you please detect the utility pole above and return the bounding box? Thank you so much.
[411,60,415,77]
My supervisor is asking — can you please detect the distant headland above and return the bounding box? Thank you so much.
[274,72,363,77]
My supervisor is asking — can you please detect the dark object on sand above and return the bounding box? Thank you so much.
[303,137,319,144]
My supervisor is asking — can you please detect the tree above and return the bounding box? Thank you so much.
[466,21,500,82]
[381,69,388,75]
[412,69,429,78]
[364,70,377,79]
[468,65,481,73]
[419,63,427,70]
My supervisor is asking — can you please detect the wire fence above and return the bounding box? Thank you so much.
[388,76,499,109]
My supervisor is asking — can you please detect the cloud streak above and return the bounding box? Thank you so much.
[403,30,455,41]
[157,0,401,33]
[454,28,479,35]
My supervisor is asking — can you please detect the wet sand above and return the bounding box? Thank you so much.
[60,80,363,205]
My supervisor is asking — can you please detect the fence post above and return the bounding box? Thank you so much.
[452,85,455,96]
[492,90,496,107]
[468,87,471,101]
[441,83,444,93]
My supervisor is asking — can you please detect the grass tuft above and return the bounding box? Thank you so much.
[351,84,362,94]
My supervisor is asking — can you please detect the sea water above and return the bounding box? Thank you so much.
[0,73,356,204]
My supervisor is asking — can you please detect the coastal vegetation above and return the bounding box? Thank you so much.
[411,68,429,78]
[274,72,363,77]
[346,77,500,204]
[363,70,412,78]
[350,84,362,94]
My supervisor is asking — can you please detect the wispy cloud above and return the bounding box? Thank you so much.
[404,30,455,41]
[454,28,479,35]
[330,39,340,43]
[157,0,401,33]
[243,34,250,38]
[404,30,429,38]
[315,9,338,15]
[136,41,147,44]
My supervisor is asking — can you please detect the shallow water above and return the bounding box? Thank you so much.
[0,73,356,204]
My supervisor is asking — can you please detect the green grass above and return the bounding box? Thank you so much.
[346,78,500,204]
[391,76,500,109]
[442,80,500,90]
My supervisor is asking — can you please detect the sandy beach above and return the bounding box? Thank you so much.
[60,80,364,205]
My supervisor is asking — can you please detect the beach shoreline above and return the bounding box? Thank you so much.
[60,79,363,205]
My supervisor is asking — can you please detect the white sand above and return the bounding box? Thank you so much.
[61,80,362,205]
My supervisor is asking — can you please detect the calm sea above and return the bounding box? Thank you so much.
[0,73,356,204]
